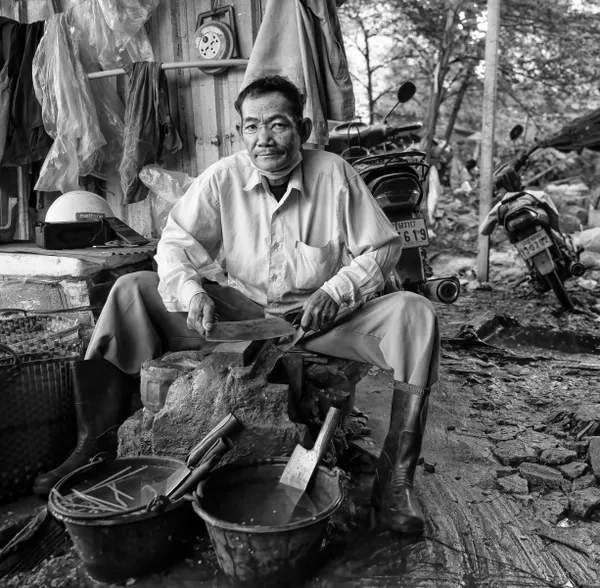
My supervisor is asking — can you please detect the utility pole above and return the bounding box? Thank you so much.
[477,0,501,282]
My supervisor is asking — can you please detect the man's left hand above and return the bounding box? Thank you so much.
[300,289,339,332]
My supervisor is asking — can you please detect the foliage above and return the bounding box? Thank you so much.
[339,0,600,151]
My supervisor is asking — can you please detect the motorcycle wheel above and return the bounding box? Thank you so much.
[545,270,573,311]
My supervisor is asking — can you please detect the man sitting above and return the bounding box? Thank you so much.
[34,75,439,537]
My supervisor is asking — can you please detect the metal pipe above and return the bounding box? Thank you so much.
[422,277,461,304]
[569,261,586,277]
[88,59,250,80]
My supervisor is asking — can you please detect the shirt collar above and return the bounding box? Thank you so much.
[242,152,308,200]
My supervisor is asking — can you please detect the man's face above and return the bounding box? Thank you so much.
[237,92,310,173]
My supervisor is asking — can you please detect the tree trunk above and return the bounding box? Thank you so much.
[421,0,460,157]
[444,64,474,143]
[358,20,376,124]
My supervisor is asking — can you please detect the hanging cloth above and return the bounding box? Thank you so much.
[0,17,17,164]
[118,61,182,205]
[2,20,53,167]
[242,0,355,145]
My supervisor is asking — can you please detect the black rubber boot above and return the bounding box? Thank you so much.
[372,382,430,535]
[33,359,135,496]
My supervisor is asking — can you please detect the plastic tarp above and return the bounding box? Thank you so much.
[541,108,600,153]
[32,14,106,193]
[139,165,194,235]
[62,0,157,69]
[32,0,160,192]
[480,190,560,236]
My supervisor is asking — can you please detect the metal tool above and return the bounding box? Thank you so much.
[279,406,341,493]
[165,413,241,496]
[168,437,232,500]
[205,318,297,342]
[246,323,307,379]
[275,406,341,524]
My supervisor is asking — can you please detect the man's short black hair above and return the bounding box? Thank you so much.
[235,75,306,120]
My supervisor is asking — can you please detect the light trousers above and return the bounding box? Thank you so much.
[85,271,439,389]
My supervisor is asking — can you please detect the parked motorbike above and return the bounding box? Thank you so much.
[326,83,460,304]
[480,125,585,311]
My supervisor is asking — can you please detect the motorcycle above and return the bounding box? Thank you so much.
[326,83,461,305]
[479,125,585,311]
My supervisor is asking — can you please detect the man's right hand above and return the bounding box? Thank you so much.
[187,293,216,336]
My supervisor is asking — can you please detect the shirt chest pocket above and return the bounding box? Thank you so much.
[294,240,340,291]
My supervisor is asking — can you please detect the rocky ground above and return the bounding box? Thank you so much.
[3,189,600,588]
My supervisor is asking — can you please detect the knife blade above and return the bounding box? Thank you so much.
[205,318,297,342]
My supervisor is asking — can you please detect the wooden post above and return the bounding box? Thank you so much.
[13,0,31,241]
[476,0,501,283]
[16,168,30,241]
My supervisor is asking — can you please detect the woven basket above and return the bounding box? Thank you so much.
[0,312,83,501]
[0,309,81,355]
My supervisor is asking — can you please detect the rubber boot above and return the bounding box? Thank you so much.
[372,382,429,535]
[33,359,135,496]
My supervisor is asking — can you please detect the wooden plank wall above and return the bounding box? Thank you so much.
[146,0,264,175]
[0,0,266,238]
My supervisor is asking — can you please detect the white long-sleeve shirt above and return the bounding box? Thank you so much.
[155,149,403,317]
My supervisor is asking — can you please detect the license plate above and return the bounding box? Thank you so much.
[515,230,552,260]
[391,218,429,249]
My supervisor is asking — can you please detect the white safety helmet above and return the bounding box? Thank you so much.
[45,191,114,223]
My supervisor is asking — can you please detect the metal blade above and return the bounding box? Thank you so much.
[205,318,297,342]
[279,407,341,493]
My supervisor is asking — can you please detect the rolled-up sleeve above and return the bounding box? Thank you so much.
[155,175,225,311]
[320,173,403,307]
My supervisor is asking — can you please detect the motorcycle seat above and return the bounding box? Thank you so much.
[368,173,422,198]
[497,191,561,232]
[369,174,423,214]
[360,163,424,187]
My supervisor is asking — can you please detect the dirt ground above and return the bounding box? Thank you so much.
[3,226,600,587]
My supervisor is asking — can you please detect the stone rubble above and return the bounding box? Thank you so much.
[489,408,600,521]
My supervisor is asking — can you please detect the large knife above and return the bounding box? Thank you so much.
[205,318,297,342]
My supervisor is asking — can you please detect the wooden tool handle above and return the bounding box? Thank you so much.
[312,407,341,462]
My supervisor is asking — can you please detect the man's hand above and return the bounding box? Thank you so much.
[300,289,339,332]
[187,293,216,336]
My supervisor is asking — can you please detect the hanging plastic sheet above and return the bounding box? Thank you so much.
[75,38,125,176]
[64,0,156,69]
[139,165,195,235]
[97,0,158,38]
[32,14,106,193]
[86,78,125,175]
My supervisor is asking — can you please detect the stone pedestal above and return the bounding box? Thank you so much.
[119,353,310,464]
[119,348,370,466]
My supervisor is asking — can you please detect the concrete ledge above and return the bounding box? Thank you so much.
[0,242,157,278]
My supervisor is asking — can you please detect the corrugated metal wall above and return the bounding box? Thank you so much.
[0,0,265,238]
